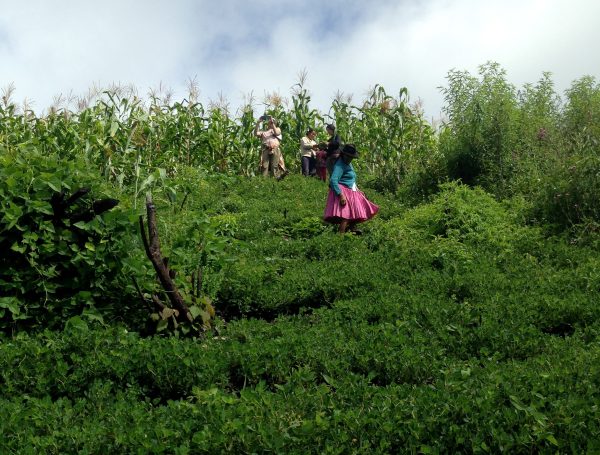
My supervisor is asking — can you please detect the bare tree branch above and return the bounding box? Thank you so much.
[140,194,193,322]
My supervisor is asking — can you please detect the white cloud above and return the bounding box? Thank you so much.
[0,0,599,119]
[0,0,196,106]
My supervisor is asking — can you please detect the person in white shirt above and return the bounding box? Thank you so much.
[299,128,318,176]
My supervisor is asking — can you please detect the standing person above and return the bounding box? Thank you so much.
[325,124,342,177]
[300,128,318,176]
[315,147,327,181]
[324,144,379,234]
[255,115,283,178]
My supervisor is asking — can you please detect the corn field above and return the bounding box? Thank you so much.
[0,80,437,196]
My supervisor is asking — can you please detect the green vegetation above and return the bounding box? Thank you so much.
[1,63,600,452]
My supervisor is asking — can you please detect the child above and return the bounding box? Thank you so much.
[315,147,327,181]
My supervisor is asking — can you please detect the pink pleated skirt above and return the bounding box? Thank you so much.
[324,184,379,223]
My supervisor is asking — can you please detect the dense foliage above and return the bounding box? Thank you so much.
[1,63,600,452]
[0,147,141,331]
[439,63,600,230]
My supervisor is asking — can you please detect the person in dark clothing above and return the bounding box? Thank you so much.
[325,124,342,177]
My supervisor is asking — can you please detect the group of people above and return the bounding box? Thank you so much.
[298,124,344,181]
[254,117,378,233]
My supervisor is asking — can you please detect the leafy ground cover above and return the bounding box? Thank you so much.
[1,175,600,453]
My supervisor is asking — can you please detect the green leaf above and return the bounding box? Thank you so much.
[166,186,177,203]
[189,305,202,319]
[546,434,559,446]
[0,297,20,316]
[199,310,211,324]
[10,242,26,254]
[139,174,156,192]
[156,319,168,332]
[322,374,335,387]
[46,180,61,192]
[65,316,89,332]
[509,395,526,412]
[82,306,105,324]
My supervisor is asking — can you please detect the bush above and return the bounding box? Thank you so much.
[0,147,144,332]
[440,62,519,196]
[532,146,600,232]
[2,325,600,453]
[215,234,381,319]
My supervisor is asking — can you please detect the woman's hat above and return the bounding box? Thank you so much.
[341,144,359,158]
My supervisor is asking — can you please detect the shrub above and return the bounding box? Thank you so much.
[440,62,519,196]
[532,146,600,231]
[0,147,143,332]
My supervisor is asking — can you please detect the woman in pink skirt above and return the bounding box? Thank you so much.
[323,144,379,233]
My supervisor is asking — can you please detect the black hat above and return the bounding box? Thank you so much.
[341,144,359,158]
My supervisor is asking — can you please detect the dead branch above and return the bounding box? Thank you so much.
[139,194,193,322]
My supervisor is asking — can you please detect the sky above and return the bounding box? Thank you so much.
[1,0,599,121]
